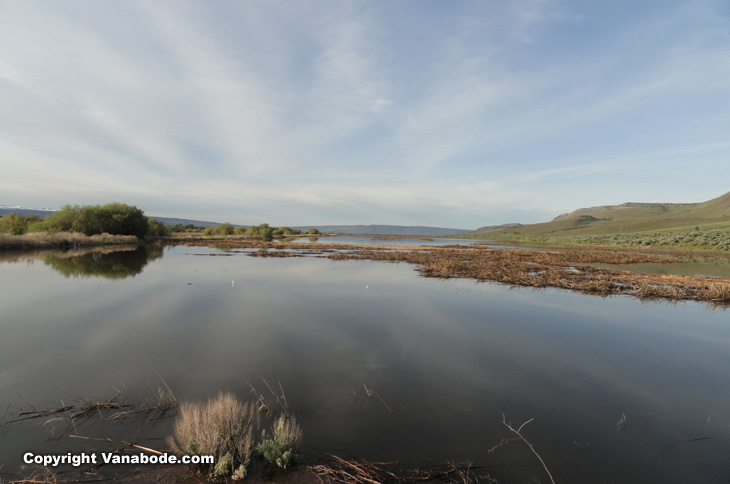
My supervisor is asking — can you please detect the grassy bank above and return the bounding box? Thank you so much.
[0,231,140,250]
[473,228,730,253]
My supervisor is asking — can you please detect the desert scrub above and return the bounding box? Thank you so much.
[553,229,730,252]
[167,392,259,480]
[257,414,302,468]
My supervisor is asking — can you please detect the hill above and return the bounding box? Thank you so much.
[0,206,56,218]
[476,191,730,238]
[473,223,523,234]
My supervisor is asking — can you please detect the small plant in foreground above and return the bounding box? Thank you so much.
[257,414,302,468]
[167,392,259,480]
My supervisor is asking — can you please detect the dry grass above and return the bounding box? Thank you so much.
[0,232,138,249]
[310,455,496,484]
[3,387,177,450]
[173,239,730,306]
[167,391,259,480]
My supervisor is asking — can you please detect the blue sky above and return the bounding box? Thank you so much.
[1,1,729,228]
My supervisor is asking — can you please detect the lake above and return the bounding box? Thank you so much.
[290,235,481,246]
[1,244,729,483]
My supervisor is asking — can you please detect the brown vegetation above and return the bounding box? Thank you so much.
[170,239,730,305]
[0,231,138,249]
[310,455,496,483]
[168,391,259,480]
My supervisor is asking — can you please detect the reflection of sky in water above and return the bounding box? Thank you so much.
[1,246,730,482]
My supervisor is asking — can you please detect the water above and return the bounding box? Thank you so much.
[290,235,480,246]
[1,245,729,483]
[591,255,730,279]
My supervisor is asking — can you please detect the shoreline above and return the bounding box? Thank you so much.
[169,238,730,306]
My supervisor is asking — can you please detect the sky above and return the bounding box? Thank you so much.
[1,1,729,229]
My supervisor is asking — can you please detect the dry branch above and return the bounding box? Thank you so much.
[499,414,555,484]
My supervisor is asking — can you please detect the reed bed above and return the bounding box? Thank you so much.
[173,239,730,306]
[3,385,176,432]
[310,455,496,483]
[0,232,138,249]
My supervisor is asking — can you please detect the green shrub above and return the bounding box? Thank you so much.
[147,218,171,237]
[274,226,301,236]
[245,223,275,240]
[37,203,149,237]
[215,223,235,236]
[204,223,236,236]
[257,414,302,468]
[0,213,34,235]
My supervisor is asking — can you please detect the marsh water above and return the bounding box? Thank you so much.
[291,235,480,246]
[1,244,730,483]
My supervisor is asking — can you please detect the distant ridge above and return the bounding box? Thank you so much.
[0,206,55,217]
[473,223,523,234]
[475,191,730,237]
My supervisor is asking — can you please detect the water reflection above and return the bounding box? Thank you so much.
[291,235,478,246]
[592,255,730,278]
[0,245,163,279]
[0,246,729,483]
[43,246,163,279]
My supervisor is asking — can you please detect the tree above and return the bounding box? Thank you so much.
[39,203,149,237]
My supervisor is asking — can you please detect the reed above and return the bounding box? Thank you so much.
[0,232,138,249]
[172,239,730,305]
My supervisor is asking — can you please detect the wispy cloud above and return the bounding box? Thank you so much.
[1,0,728,226]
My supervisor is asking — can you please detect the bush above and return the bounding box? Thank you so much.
[245,223,275,241]
[171,223,201,233]
[257,414,302,468]
[204,223,236,236]
[274,226,301,236]
[147,218,171,237]
[0,213,38,235]
[215,223,235,236]
[168,392,259,480]
[37,203,149,238]
[307,228,320,235]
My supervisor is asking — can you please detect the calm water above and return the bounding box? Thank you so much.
[1,245,729,483]
[592,255,730,279]
[290,235,480,246]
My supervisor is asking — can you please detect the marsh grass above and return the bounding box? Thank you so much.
[175,238,730,305]
[310,455,497,484]
[3,384,177,439]
[0,232,138,249]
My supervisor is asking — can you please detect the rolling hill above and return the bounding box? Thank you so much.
[476,191,730,238]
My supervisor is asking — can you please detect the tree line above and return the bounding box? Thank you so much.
[0,203,322,241]
[0,203,169,238]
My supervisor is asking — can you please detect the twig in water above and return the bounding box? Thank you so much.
[500,414,555,484]
[244,378,290,416]
[362,385,393,414]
